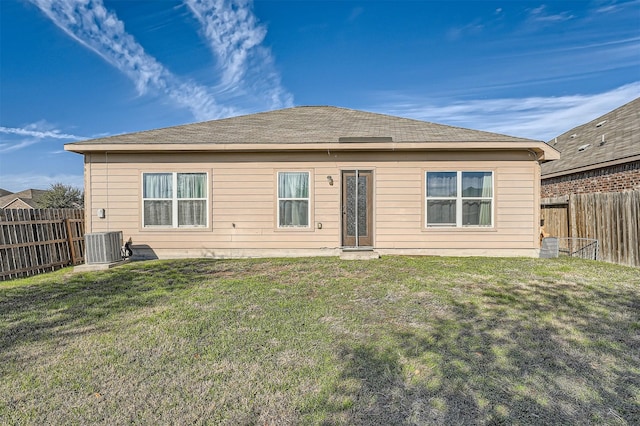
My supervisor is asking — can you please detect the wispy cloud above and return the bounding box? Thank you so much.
[0,173,84,192]
[595,4,619,14]
[30,0,237,120]
[448,3,578,42]
[0,138,40,154]
[0,122,83,154]
[184,0,265,88]
[446,20,484,41]
[0,121,86,190]
[0,125,82,140]
[371,82,640,141]
[184,0,293,109]
[527,5,575,23]
[592,0,640,14]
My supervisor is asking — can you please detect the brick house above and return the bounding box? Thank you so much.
[540,98,640,266]
[541,97,640,198]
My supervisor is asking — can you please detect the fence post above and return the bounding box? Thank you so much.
[65,218,77,265]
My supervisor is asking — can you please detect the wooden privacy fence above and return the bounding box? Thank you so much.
[541,191,640,267]
[0,209,85,281]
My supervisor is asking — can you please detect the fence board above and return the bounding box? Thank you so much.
[542,191,639,267]
[0,209,85,280]
[541,205,569,239]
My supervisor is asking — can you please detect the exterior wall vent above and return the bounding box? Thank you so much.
[85,231,123,264]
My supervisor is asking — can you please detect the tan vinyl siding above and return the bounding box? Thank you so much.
[84,150,541,256]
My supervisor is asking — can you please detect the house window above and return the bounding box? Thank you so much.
[143,172,207,228]
[426,171,493,227]
[278,171,310,227]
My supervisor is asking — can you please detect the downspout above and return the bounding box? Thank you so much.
[106,151,110,232]
[529,149,542,249]
[86,153,92,233]
[355,169,359,248]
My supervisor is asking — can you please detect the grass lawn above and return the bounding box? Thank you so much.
[1,256,639,425]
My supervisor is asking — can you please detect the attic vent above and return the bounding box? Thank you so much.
[570,133,578,138]
[595,120,607,128]
[338,136,393,143]
[577,144,591,152]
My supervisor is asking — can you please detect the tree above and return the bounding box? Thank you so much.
[37,183,84,209]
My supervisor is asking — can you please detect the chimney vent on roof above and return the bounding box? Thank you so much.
[578,144,591,152]
[570,133,578,138]
[595,120,607,128]
[599,134,606,146]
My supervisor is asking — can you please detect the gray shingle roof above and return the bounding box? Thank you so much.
[0,197,41,209]
[67,106,540,146]
[541,98,639,177]
[0,189,46,209]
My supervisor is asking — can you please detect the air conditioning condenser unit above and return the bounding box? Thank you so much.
[85,231,123,264]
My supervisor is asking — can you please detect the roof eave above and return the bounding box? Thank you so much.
[65,140,559,159]
[541,154,640,179]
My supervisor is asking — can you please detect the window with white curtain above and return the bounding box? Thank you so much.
[143,172,207,228]
[426,171,493,227]
[278,171,310,227]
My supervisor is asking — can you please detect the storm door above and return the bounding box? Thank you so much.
[342,170,373,247]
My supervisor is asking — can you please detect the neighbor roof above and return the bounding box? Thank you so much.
[1,198,40,209]
[0,189,46,209]
[541,98,639,178]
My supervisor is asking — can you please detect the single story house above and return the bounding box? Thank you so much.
[64,106,559,259]
[0,189,47,209]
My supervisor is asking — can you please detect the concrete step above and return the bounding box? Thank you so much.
[340,250,380,260]
[74,259,130,272]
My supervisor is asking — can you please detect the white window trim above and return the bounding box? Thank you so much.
[277,171,311,228]
[142,172,209,229]
[425,171,494,228]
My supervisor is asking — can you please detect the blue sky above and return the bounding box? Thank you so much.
[1,0,638,192]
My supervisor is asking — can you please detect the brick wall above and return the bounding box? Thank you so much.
[541,160,640,198]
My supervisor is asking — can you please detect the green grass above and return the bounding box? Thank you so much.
[1,256,639,425]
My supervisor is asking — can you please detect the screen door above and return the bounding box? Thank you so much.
[342,170,373,247]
